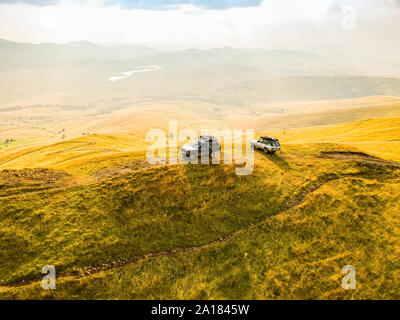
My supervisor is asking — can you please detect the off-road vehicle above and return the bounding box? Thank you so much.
[250,136,281,154]
[180,136,221,160]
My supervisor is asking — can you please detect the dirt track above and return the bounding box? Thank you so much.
[319,151,400,168]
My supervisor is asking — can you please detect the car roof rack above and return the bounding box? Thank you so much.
[260,136,279,141]
[199,135,215,140]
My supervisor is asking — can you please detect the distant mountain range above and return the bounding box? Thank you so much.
[0,39,159,61]
[1,39,397,78]
[1,39,400,106]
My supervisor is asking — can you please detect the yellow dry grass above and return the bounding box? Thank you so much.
[1,98,400,299]
[268,117,400,161]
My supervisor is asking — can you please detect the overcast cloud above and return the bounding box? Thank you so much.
[0,0,399,55]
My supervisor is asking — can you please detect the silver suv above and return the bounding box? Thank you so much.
[250,136,281,154]
[180,136,221,159]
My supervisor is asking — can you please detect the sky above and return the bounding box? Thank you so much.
[0,0,399,52]
[0,0,264,9]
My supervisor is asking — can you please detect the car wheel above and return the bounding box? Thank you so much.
[210,151,218,160]
[264,148,270,154]
[182,151,191,162]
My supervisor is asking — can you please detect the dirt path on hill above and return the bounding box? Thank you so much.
[319,151,400,168]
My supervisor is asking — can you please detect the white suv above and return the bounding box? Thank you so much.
[250,136,281,154]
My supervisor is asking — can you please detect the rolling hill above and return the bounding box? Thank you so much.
[272,117,400,161]
[0,115,399,299]
[1,96,400,171]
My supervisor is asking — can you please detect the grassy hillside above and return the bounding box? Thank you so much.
[0,114,400,299]
[3,172,399,299]
[2,101,399,171]
[0,134,148,170]
[0,143,399,299]
[273,117,400,161]
[247,96,400,131]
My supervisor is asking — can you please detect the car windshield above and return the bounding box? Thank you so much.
[189,139,200,146]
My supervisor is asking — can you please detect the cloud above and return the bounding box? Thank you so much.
[0,0,399,54]
[0,0,57,5]
[382,0,400,7]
